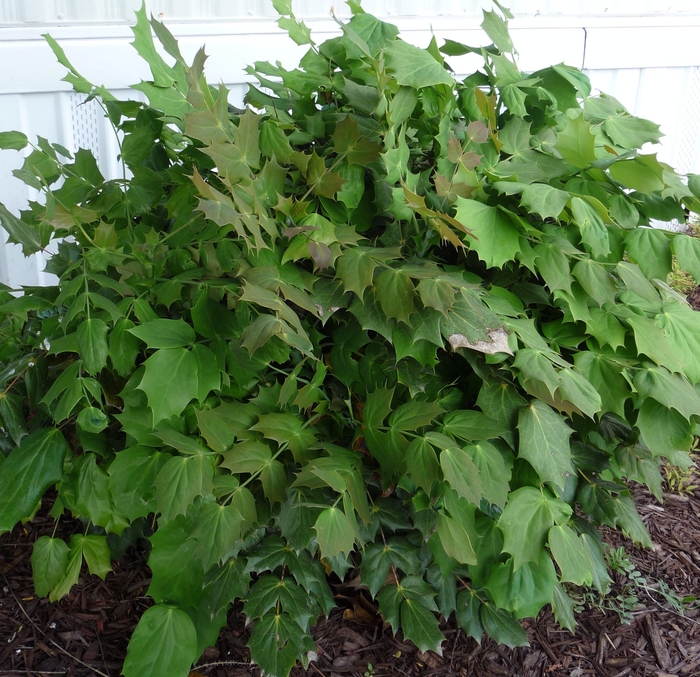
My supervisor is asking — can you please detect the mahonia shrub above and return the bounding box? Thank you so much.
[1,1,700,675]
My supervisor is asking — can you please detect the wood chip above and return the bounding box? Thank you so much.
[647,616,672,670]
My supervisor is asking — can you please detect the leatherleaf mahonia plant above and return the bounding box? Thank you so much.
[2,1,700,675]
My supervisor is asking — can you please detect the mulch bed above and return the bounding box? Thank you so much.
[1,470,699,677]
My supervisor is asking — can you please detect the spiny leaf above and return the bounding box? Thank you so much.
[548,525,594,586]
[384,40,455,88]
[481,9,514,53]
[555,111,596,168]
[154,454,215,522]
[440,447,482,504]
[454,199,521,268]
[314,507,356,559]
[517,401,574,491]
[400,598,445,655]
[138,348,199,424]
[130,1,176,87]
[499,486,572,569]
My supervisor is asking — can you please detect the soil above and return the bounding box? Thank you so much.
[1,465,699,677]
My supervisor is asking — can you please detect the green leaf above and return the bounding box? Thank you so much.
[49,533,84,601]
[271,0,292,14]
[625,228,672,282]
[138,348,199,424]
[551,582,577,632]
[195,408,235,453]
[109,317,141,377]
[333,116,382,166]
[81,534,112,579]
[416,278,456,315]
[260,120,293,164]
[123,605,197,677]
[633,364,700,420]
[609,156,664,192]
[604,115,662,148]
[72,453,113,528]
[555,112,596,168]
[585,308,627,353]
[335,248,378,301]
[248,611,316,677]
[441,410,508,442]
[234,108,261,170]
[362,386,394,427]
[251,412,315,463]
[571,197,610,258]
[149,14,185,64]
[535,243,571,293]
[520,184,568,220]
[436,513,477,564]
[405,438,440,494]
[260,459,288,505]
[556,369,602,419]
[616,261,659,305]
[0,429,68,534]
[440,447,482,504]
[109,447,169,522]
[192,343,221,402]
[277,16,314,47]
[32,536,70,597]
[463,441,510,508]
[388,399,442,431]
[476,380,527,437]
[636,398,692,459]
[132,80,191,117]
[314,507,355,558]
[481,9,514,52]
[625,314,682,376]
[571,259,617,306]
[128,318,196,349]
[192,502,243,569]
[499,486,572,569]
[655,303,700,383]
[456,590,484,642]
[455,199,521,268]
[401,598,445,655]
[479,603,528,648]
[611,493,653,547]
[673,233,700,283]
[76,406,108,434]
[154,454,215,522]
[129,2,175,87]
[360,538,420,597]
[0,204,43,255]
[76,318,108,375]
[0,392,27,445]
[517,401,574,490]
[148,516,204,607]
[384,39,455,88]
[222,440,270,475]
[0,131,29,150]
[485,549,556,618]
[375,268,415,324]
[245,574,319,632]
[548,525,593,585]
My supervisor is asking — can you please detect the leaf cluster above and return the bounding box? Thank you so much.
[1,2,700,675]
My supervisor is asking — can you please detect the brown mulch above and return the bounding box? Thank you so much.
[1,473,699,677]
